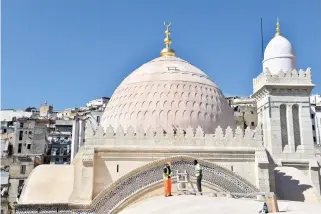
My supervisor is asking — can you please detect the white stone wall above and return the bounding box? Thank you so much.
[310,104,321,145]
[90,150,260,199]
[84,124,265,197]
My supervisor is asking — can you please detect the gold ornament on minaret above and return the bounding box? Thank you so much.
[275,17,281,37]
[160,21,176,56]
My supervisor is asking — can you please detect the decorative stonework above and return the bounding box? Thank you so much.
[16,156,260,214]
[253,68,313,93]
[85,125,263,148]
[100,56,235,134]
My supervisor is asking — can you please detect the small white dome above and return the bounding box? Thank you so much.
[263,35,296,74]
[101,56,235,134]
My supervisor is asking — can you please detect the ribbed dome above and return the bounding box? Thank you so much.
[263,35,296,74]
[101,56,235,133]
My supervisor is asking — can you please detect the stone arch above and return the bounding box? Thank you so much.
[91,156,259,214]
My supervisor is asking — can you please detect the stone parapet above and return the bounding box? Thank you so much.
[253,68,314,93]
[85,124,263,149]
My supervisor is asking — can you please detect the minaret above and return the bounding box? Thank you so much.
[253,19,315,160]
[160,22,176,57]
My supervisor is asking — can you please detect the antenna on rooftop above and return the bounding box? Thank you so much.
[260,17,264,60]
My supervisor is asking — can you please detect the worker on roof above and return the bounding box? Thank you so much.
[163,162,173,197]
[194,160,203,195]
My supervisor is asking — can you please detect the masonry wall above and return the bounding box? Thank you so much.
[92,150,257,198]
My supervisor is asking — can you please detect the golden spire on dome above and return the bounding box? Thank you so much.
[160,21,176,57]
[275,17,281,36]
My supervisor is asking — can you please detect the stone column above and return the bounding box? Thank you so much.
[299,105,314,156]
[71,119,79,162]
[268,102,282,156]
[79,120,85,148]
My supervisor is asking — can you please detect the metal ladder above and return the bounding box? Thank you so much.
[176,170,197,195]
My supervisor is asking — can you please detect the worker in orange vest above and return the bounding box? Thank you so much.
[163,162,173,197]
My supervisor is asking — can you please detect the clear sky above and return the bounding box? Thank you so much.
[2,0,321,110]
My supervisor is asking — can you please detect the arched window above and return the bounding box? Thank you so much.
[280,104,288,150]
[292,104,301,148]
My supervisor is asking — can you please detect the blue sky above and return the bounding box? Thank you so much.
[2,0,321,110]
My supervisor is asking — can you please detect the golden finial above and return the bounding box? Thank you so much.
[160,21,176,57]
[275,17,281,36]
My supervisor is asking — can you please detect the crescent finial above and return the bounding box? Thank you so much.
[164,21,171,28]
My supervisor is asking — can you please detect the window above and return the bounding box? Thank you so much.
[312,125,315,131]
[251,111,254,114]
[251,122,255,126]
[25,131,27,134]
[18,143,22,153]
[20,165,26,174]
[55,158,60,163]
[20,123,24,128]
[27,144,31,149]
[117,164,119,173]
[3,128,6,133]
[311,114,315,119]
[96,116,101,123]
[19,131,23,140]
[313,137,316,142]
[63,158,67,162]
[29,131,32,135]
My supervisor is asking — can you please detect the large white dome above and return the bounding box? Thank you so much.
[262,21,296,74]
[101,56,235,133]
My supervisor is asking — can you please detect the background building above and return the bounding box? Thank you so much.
[226,97,257,130]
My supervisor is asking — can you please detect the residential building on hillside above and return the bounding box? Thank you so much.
[45,120,73,164]
[0,110,33,122]
[86,97,109,109]
[226,96,258,130]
